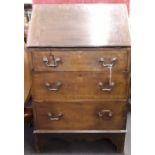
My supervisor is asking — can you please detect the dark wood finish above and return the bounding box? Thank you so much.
[34,134,44,153]
[28,4,131,153]
[27,4,130,47]
[34,133,125,153]
[24,108,33,125]
[33,101,127,130]
[32,72,128,101]
[32,48,128,72]
[109,133,126,153]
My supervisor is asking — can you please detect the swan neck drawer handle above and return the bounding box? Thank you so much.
[98,57,117,91]
[98,81,115,92]
[43,54,62,67]
[47,112,63,121]
[45,81,62,91]
[99,57,117,67]
[97,109,113,118]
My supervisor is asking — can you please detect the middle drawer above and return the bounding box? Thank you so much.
[32,72,128,101]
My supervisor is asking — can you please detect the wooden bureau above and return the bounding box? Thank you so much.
[27,4,130,153]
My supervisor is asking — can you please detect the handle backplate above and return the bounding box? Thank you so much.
[43,54,62,67]
[98,81,115,92]
[45,81,62,91]
[47,112,63,121]
[99,57,117,67]
[97,109,113,119]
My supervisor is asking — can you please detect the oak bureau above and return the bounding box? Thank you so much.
[27,4,131,153]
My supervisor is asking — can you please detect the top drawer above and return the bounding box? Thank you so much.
[31,48,129,72]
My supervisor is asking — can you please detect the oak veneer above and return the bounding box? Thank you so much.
[27,4,131,153]
[32,48,129,72]
[27,4,130,47]
[34,101,127,130]
[24,45,31,105]
[32,71,128,101]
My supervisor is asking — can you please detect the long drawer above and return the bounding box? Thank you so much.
[34,101,127,130]
[31,49,129,72]
[32,72,128,102]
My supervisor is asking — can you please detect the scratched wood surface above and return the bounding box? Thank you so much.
[27,4,130,47]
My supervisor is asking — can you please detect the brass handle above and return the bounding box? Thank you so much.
[97,109,113,118]
[98,57,117,92]
[45,81,62,91]
[99,57,117,67]
[43,54,62,67]
[98,81,115,92]
[47,112,63,121]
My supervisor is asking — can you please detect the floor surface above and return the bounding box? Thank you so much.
[24,113,130,155]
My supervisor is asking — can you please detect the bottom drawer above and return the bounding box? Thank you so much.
[34,101,127,130]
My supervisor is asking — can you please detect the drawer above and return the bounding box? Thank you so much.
[32,72,128,101]
[34,101,127,130]
[32,49,129,72]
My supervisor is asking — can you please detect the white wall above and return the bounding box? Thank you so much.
[24,0,32,3]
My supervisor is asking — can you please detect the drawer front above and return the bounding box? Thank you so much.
[32,49,129,72]
[32,72,128,101]
[34,101,127,130]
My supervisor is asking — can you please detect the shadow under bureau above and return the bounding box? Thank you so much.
[27,4,131,153]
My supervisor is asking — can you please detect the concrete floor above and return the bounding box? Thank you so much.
[24,113,130,155]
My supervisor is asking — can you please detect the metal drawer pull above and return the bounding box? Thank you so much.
[43,54,62,67]
[98,57,117,92]
[47,112,63,121]
[98,81,115,92]
[99,57,117,67]
[45,81,62,91]
[98,109,113,118]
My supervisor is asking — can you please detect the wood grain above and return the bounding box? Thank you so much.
[32,48,128,72]
[28,4,131,153]
[34,101,127,130]
[24,45,31,105]
[27,4,130,47]
[32,72,128,101]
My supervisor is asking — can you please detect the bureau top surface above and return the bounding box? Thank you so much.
[27,4,130,48]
